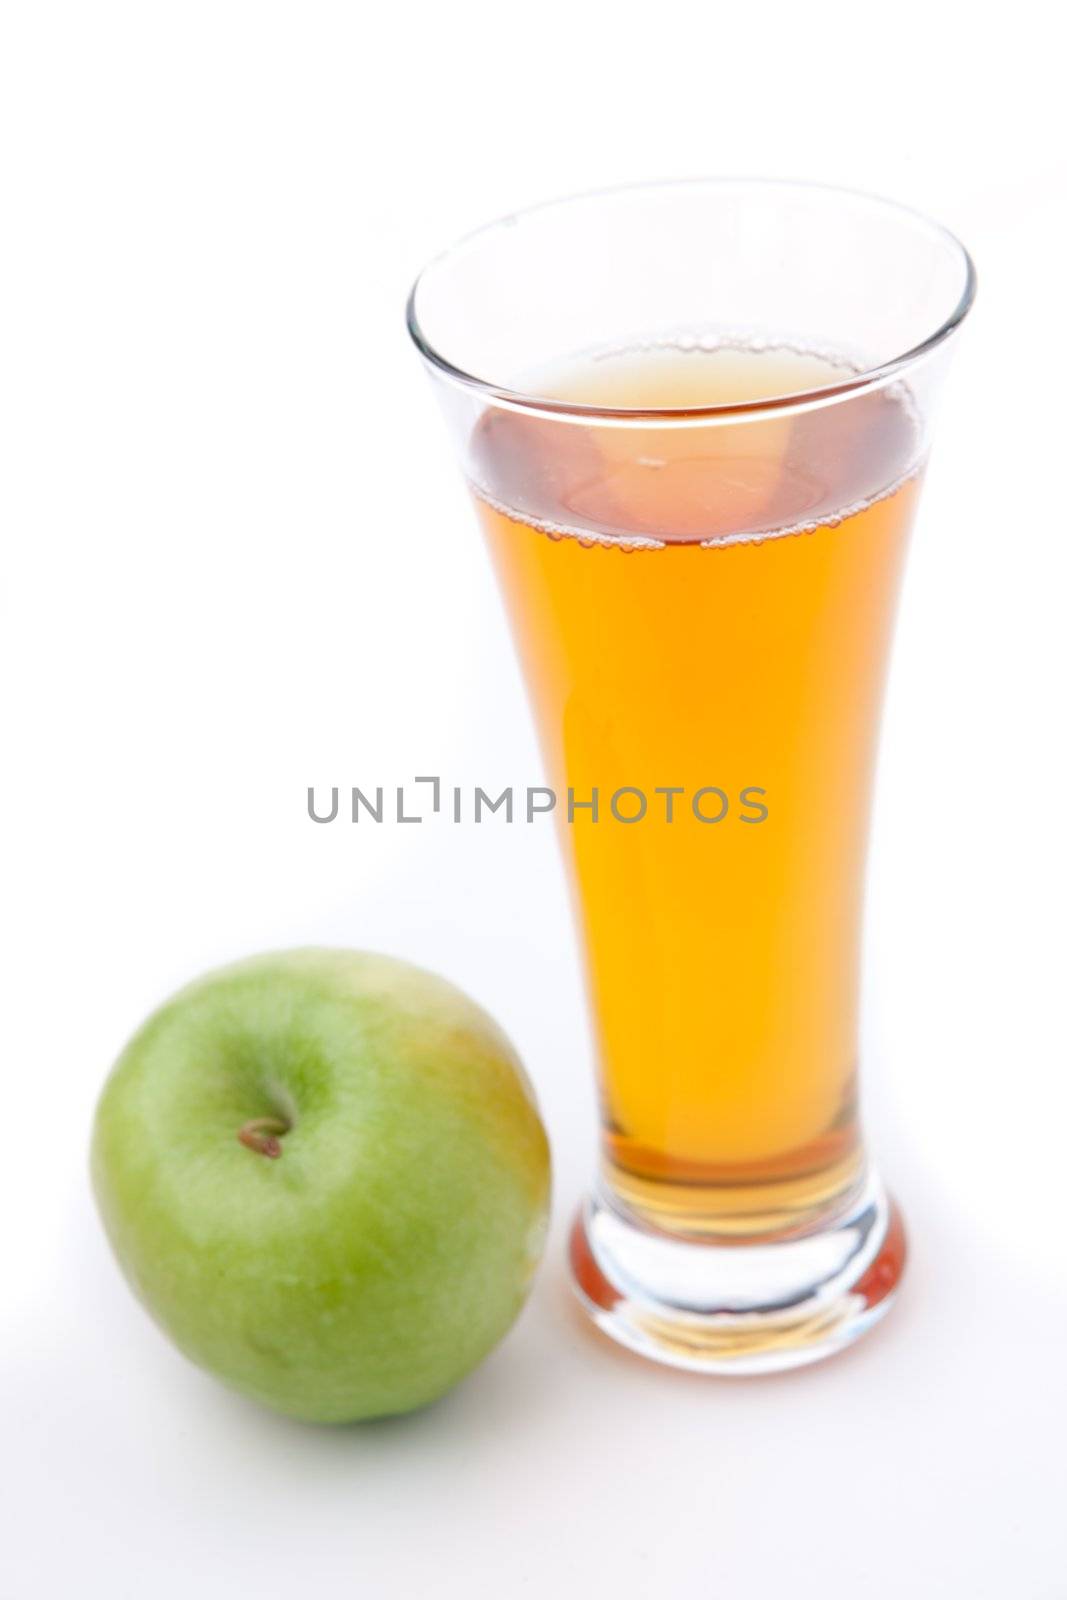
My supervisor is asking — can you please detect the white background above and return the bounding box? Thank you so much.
[2,2,1066,1596]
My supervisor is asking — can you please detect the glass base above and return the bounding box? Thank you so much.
[569,1171,906,1375]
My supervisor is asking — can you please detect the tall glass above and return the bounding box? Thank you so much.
[408,181,974,1373]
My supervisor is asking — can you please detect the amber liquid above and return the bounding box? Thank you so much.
[472,346,920,1235]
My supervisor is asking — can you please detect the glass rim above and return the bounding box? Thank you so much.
[406,178,977,422]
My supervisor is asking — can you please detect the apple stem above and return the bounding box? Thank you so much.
[237,1116,289,1159]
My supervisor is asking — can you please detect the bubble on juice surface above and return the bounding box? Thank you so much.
[474,480,666,551]
[468,334,925,550]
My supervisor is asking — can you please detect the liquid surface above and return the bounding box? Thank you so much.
[473,347,920,1233]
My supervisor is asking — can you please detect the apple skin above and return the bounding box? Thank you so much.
[91,949,551,1423]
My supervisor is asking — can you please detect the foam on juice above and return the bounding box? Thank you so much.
[469,338,922,549]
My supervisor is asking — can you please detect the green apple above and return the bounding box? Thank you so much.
[91,949,551,1422]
